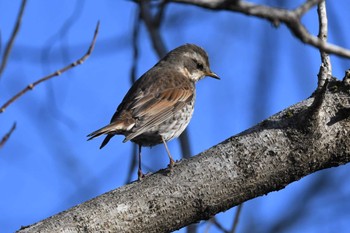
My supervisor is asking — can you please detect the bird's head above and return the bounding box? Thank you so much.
[160,44,219,82]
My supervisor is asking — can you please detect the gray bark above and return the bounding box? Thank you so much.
[17,76,350,233]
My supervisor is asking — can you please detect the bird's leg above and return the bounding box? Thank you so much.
[137,145,144,181]
[161,137,175,168]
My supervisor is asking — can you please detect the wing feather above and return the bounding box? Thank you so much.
[124,86,194,141]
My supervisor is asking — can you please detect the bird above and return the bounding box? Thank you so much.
[87,43,219,180]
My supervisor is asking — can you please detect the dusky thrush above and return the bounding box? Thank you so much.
[87,43,219,180]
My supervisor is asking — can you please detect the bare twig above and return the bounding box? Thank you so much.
[0,0,27,78]
[171,0,350,59]
[230,204,243,233]
[131,8,142,84]
[294,0,323,16]
[208,217,230,233]
[0,122,16,148]
[139,0,167,57]
[0,21,100,113]
[154,0,168,27]
[41,0,85,73]
[317,1,332,89]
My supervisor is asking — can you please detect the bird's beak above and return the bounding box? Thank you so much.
[206,71,220,80]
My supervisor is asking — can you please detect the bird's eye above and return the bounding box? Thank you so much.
[196,63,204,70]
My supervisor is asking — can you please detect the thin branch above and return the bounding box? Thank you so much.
[41,0,85,73]
[317,1,332,89]
[154,0,168,27]
[206,217,230,233]
[171,0,350,59]
[294,0,324,16]
[0,122,16,148]
[130,8,142,84]
[0,0,27,78]
[139,0,167,57]
[0,21,100,113]
[230,204,243,233]
[126,9,142,184]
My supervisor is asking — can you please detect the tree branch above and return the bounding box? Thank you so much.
[230,204,243,233]
[169,0,350,59]
[317,1,332,89]
[17,78,350,232]
[0,21,100,113]
[0,0,27,78]
[0,122,16,149]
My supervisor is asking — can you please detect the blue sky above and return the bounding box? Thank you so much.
[0,1,349,232]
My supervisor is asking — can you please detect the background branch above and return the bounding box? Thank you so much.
[317,1,332,89]
[171,0,350,58]
[0,122,16,149]
[230,204,243,233]
[0,0,27,78]
[0,21,100,113]
[126,9,142,184]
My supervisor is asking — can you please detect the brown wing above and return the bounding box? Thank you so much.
[123,85,194,142]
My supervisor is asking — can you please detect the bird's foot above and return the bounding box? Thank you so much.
[137,169,145,181]
[168,158,176,169]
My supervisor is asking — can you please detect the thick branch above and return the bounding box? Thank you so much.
[169,0,350,59]
[17,78,350,232]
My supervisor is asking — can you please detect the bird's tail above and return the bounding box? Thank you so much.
[87,121,132,149]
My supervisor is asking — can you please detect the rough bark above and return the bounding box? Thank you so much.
[17,75,350,233]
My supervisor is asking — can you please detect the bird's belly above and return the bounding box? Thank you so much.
[158,105,194,141]
[131,102,194,146]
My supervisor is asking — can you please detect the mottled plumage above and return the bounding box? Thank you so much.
[87,44,219,180]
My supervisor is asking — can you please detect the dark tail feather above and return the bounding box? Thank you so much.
[100,134,114,149]
[87,123,121,148]
[87,123,121,140]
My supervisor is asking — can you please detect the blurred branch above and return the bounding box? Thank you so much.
[207,217,230,233]
[0,122,16,148]
[139,0,167,56]
[41,0,85,72]
[170,0,350,59]
[130,9,142,84]
[230,204,243,233]
[0,21,100,113]
[317,1,332,89]
[0,0,27,78]
[268,172,330,233]
[126,9,142,184]
[232,204,244,231]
